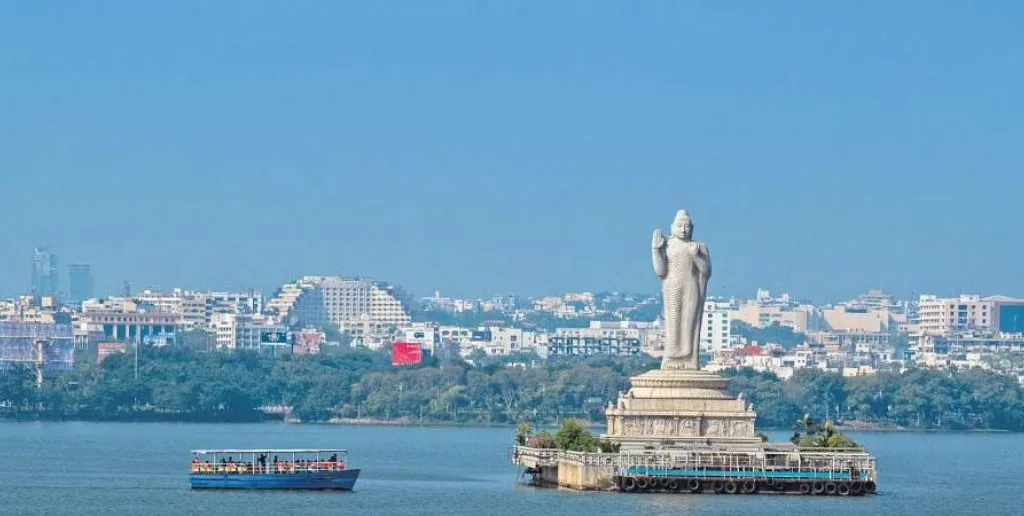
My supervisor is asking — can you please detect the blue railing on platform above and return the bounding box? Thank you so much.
[622,467,853,481]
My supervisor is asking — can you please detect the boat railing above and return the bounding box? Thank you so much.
[613,448,876,481]
[190,461,348,475]
[511,445,875,482]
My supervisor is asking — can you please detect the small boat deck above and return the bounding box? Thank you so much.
[190,448,359,490]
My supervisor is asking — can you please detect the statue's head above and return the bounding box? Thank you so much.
[671,210,693,240]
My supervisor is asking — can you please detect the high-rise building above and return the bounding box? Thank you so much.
[31,247,59,300]
[916,294,1024,336]
[547,326,643,357]
[132,288,265,331]
[701,300,734,354]
[68,264,95,305]
[266,276,412,333]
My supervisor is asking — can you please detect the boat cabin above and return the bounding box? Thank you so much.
[190,449,348,475]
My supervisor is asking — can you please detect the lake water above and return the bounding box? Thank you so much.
[0,422,1016,515]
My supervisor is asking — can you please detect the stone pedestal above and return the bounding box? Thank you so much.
[604,369,760,451]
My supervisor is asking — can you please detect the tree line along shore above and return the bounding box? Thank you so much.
[1,347,1023,432]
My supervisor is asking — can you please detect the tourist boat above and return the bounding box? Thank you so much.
[189,449,360,490]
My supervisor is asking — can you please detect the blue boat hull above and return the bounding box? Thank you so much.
[190,469,360,490]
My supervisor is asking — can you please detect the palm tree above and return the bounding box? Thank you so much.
[792,413,818,438]
[516,422,533,446]
[795,417,859,448]
[792,413,820,446]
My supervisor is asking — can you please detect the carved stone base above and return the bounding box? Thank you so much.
[603,368,761,451]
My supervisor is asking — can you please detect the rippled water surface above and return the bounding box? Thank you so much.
[0,422,1016,515]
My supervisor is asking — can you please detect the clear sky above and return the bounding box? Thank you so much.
[1,1,1022,302]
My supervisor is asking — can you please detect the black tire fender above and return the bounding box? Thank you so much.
[622,476,636,492]
[687,479,701,492]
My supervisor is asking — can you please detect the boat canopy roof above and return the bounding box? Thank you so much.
[191,449,348,454]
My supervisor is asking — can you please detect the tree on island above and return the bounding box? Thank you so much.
[791,413,859,448]
[516,422,532,445]
[524,420,620,453]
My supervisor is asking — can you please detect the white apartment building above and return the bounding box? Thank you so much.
[548,326,642,357]
[134,289,264,330]
[487,327,546,355]
[267,276,411,336]
[729,302,814,332]
[402,323,440,353]
[210,312,237,349]
[82,297,130,313]
[439,326,474,343]
[210,312,283,350]
[917,295,995,336]
[702,300,733,355]
[439,326,545,357]
[264,279,312,322]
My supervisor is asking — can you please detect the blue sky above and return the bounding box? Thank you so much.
[1,1,1022,302]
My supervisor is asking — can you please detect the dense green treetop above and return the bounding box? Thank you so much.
[2,348,1023,432]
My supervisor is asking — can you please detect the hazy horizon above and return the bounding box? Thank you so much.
[3,2,1022,302]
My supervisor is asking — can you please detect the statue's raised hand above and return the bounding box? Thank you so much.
[652,229,666,249]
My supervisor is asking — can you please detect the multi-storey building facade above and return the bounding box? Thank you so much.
[917,295,996,335]
[915,333,1024,370]
[267,277,411,338]
[547,326,642,357]
[821,304,890,333]
[77,309,181,345]
[134,289,264,331]
[729,302,814,332]
[0,321,74,373]
[31,247,59,300]
[210,312,284,351]
[702,300,734,355]
[401,322,440,354]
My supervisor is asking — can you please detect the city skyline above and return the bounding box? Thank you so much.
[6,246,1021,307]
[3,3,1023,301]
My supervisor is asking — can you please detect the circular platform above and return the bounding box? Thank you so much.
[626,369,732,399]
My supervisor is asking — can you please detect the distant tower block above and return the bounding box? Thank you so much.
[123,280,132,297]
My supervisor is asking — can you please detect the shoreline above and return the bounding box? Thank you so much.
[326,417,533,428]
[0,415,1014,433]
[315,419,1016,434]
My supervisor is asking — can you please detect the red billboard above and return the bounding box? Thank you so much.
[392,342,423,366]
